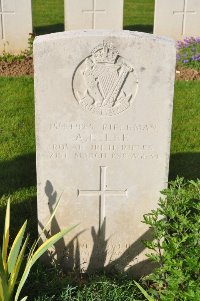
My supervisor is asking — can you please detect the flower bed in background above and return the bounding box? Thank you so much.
[176,37,200,71]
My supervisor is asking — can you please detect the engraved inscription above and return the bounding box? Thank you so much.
[48,122,159,161]
[82,0,106,29]
[73,41,139,116]
[173,0,196,35]
[78,166,128,232]
[0,0,15,40]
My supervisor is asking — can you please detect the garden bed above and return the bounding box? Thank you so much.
[0,56,33,76]
[1,56,200,80]
[176,66,200,80]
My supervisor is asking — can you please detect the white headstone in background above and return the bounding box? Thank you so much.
[34,30,176,276]
[0,0,32,54]
[65,0,124,30]
[154,0,200,40]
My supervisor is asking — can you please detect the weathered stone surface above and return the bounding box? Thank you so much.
[0,0,32,54]
[34,30,176,276]
[65,0,124,30]
[154,0,200,40]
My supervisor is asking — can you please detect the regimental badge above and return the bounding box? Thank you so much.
[72,41,139,116]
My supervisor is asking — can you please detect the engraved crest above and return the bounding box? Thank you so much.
[73,41,139,116]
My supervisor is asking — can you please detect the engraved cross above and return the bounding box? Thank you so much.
[82,0,106,29]
[78,166,128,233]
[173,0,196,35]
[0,0,15,40]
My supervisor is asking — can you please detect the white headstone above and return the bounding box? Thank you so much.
[154,0,200,40]
[34,30,176,276]
[65,0,124,30]
[0,0,32,54]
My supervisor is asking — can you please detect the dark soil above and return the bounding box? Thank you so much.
[0,56,200,80]
[0,56,33,76]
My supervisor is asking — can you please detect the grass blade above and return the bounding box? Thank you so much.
[7,221,27,275]
[2,198,10,270]
[134,281,155,301]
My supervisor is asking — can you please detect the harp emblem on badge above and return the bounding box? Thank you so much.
[73,41,139,116]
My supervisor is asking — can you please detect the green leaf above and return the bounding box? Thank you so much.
[7,221,27,275]
[2,199,10,270]
[134,281,155,301]
[0,249,9,301]
[8,236,29,299]
[31,225,77,265]
[30,195,63,258]
[19,297,28,301]
[14,225,77,301]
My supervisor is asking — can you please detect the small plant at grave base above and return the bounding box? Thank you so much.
[176,37,200,71]
[133,281,155,301]
[142,178,200,301]
[26,33,35,57]
[0,33,35,63]
[0,52,25,63]
[0,198,77,301]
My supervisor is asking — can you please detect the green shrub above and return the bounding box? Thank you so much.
[143,178,200,301]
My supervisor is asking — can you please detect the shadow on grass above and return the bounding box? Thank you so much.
[169,152,200,180]
[124,24,153,34]
[0,152,36,197]
[33,24,153,36]
[34,24,64,35]
[0,152,37,242]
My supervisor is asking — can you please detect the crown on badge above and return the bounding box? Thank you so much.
[92,41,119,64]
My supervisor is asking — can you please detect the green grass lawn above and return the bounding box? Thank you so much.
[32,0,155,35]
[0,78,37,238]
[170,81,200,180]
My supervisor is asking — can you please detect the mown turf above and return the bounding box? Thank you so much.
[124,0,154,33]
[170,81,200,180]
[23,265,143,301]
[0,77,37,239]
[32,0,64,35]
[32,0,155,35]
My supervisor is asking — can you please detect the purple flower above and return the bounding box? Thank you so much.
[192,53,200,60]
[183,59,189,63]
[183,42,189,48]
[176,40,183,49]
[176,54,181,61]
